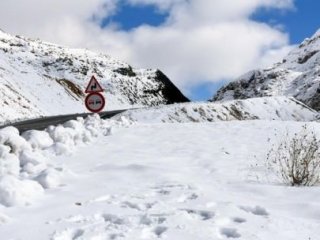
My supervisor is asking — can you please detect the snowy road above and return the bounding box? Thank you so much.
[1,109,126,133]
[1,121,320,239]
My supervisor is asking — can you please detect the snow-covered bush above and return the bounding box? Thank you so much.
[267,125,320,186]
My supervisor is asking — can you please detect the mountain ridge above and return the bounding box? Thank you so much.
[0,29,189,124]
[211,28,320,111]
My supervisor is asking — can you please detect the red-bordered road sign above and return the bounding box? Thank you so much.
[85,76,104,93]
[85,92,105,113]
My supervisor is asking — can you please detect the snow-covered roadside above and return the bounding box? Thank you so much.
[116,97,319,123]
[0,120,319,239]
[0,114,132,207]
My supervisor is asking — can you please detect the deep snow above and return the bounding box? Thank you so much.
[0,115,319,239]
[0,114,120,207]
[117,97,318,123]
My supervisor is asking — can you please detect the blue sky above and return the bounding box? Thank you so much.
[100,0,320,100]
[102,3,168,30]
[252,0,320,44]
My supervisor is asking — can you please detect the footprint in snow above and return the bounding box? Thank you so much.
[157,189,171,195]
[220,227,241,238]
[102,214,126,225]
[232,217,246,224]
[109,233,125,239]
[154,226,168,237]
[239,205,269,216]
[152,183,199,204]
[152,183,193,193]
[71,229,84,240]
[140,214,167,226]
[177,193,199,203]
[141,225,169,239]
[180,208,215,221]
[121,200,156,211]
[52,228,84,240]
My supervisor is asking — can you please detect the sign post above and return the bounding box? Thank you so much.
[84,76,105,113]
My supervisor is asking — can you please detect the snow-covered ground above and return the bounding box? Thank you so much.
[117,97,318,123]
[0,114,319,239]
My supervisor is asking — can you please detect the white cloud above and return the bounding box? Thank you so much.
[125,20,292,87]
[0,0,295,94]
[127,0,184,11]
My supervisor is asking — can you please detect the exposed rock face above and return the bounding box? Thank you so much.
[211,29,320,111]
[0,30,189,123]
[153,70,189,104]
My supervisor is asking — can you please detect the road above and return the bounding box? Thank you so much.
[0,110,126,133]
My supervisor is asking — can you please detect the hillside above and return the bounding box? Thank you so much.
[116,97,318,123]
[211,29,320,111]
[0,30,189,124]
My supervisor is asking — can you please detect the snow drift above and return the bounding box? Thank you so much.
[0,114,130,207]
[115,97,318,123]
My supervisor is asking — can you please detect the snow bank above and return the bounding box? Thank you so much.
[0,114,130,207]
[0,145,19,176]
[115,97,318,124]
[22,130,53,149]
[35,168,62,189]
[0,127,31,154]
[0,176,43,207]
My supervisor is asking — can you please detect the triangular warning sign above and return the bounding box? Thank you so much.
[85,76,104,93]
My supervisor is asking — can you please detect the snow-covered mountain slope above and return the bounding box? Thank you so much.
[212,29,320,111]
[0,30,189,124]
[115,97,318,123]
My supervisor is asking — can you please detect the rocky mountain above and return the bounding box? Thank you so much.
[0,29,189,124]
[115,97,318,123]
[211,29,320,111]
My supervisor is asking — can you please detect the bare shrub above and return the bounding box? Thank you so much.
[266,125,320,186]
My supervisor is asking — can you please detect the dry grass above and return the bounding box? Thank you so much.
[267,125,320,186]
